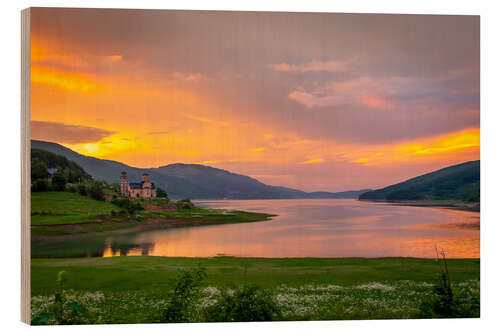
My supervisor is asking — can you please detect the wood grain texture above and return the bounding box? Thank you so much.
[21,7,31,325]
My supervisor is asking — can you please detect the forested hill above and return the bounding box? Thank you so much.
[359,160,480,202]
[31,148,92,182]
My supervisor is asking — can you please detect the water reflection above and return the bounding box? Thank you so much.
[31,199,480,259]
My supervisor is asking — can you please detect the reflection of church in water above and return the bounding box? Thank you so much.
[120,171,157,198]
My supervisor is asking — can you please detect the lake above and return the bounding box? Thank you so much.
[32,199,480,259]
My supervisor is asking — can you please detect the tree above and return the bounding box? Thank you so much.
[32,179,49,192]
[88,183,105,201]
[51,170,67,191]
[77,184,87,196]
[31,158,48,181]
[156,187,168,198]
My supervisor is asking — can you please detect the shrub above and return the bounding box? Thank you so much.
[176,199,194,210]
[66,184,77,193]
[203,285,281,322]
[31,179,49,192]
[77,183,87,196]
[163,267,206,323]
[88,183,105,201]
[156,187,168,198]
[51,170,67,191]
[110,198,144,214]
[32,271,87,325]
[31,157,48,181]
[419,250,480,318]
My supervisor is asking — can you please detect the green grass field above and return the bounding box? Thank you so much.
[31,256,480,323]
[31,192,117,225]
[30,192,274,238]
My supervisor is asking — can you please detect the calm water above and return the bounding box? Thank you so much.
[32,199,480,259]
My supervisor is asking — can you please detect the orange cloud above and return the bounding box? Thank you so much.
[350,128,480,166]
[31,66,106,93]
[362,95,393,109]
[300,158,325,164]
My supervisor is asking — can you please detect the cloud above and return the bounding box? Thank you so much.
[287,74,469,110]
[181,113,229,127]
[31,121,115,144]
[31,67,106,93]
[147,130,174,136]
[270,60,348,73]
[300,158,325,164]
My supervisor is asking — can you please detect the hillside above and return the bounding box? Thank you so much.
[32,140,370,200]
[31,191,118,225]
[359,161,480,202]
[31,148,92,181]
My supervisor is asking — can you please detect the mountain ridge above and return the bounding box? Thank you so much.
[31,140,371,200]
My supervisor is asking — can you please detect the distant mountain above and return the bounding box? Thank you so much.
[31,140,371,200]
[359,160,480,202]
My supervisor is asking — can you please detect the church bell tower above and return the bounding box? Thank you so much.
[120,171,128,197]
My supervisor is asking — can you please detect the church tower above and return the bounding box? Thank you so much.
[120,171,128,197]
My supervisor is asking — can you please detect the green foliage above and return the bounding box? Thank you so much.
[360,160,480,202]
[163,267,207,323]
[204,285,281,322]
[110,197,144,214]
[32,271,87,325]
[31,157,48,181]
[31,148,91,182]
[156,187,168,198]
[32,179,49,192]
[88,182,105,201]
[109,183,121,194]
[419,252,480,318]
[176,199,194,210]
[51,170,67,191]
[77,183,87,196]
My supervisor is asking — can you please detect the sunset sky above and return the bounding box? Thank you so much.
[30,8,479,192]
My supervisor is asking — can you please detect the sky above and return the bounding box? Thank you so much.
[30,8,480,192]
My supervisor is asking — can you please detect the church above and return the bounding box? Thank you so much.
[120,171,157,198]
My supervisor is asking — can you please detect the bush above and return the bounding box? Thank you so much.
[31,179,49,192]
[77,184,87,196]
[66,184,77,193]
[32,271,87,325]
[419,251,480,318]
[31,157,48,181]
[51,170,67,191]
[176,199,194,210]
[110,198,144,214]
[203,285,281,322]
[163,267,206,323]
[88,183,105,201]
[156,187,168,198]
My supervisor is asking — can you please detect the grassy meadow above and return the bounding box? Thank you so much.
[31,256,480,323]
[31,192,117,225]
[31,191,274,238]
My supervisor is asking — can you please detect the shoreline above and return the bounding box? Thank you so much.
[31,210,276,243]
[360,199,480,212]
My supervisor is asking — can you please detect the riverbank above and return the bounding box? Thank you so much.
[361,199,480,212]
[31,256,480,323]
[31,191,275,241]
[32,209,275,241]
